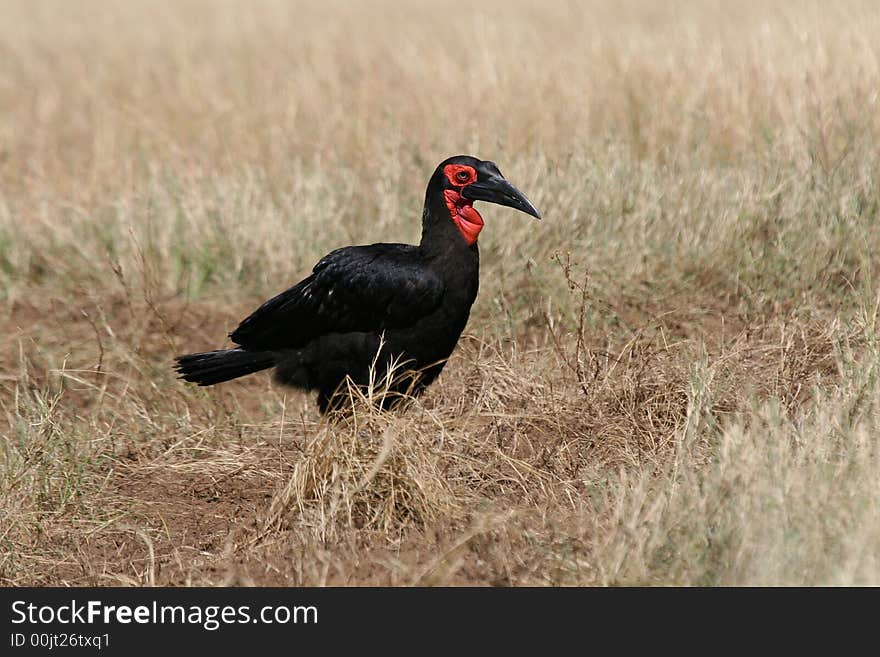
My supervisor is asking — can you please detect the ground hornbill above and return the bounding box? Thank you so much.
[175,155,541,412]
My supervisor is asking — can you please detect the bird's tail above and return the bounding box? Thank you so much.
[175,348,275,386]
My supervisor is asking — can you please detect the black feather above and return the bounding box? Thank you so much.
[229,244,445,351]
[175,349,275,386]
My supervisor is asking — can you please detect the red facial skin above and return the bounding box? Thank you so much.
[442,164,483,245]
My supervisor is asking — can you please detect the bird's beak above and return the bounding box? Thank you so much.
[462,176,541,219]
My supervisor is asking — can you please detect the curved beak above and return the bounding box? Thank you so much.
[462,176,541,219]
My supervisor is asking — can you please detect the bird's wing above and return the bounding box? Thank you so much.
[229,244,445,351]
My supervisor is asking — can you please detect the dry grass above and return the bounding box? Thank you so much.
[2,0,880,585]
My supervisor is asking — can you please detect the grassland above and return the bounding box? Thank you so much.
[2,0,879,585]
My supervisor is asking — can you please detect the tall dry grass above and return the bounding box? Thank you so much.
[1,0,879,585]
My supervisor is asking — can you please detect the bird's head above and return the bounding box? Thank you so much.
[427,155,541,246]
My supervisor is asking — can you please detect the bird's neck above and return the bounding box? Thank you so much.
[419,192,481,258]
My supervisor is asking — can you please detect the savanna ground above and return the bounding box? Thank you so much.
[2,0,880,586]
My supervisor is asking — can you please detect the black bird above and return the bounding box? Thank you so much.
[175,155,541,413]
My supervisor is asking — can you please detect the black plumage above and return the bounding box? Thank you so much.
[175,155,540,413]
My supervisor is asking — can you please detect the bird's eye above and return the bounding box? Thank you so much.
[443,164,476,187]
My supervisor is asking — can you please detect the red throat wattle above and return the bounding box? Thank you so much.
[444,190,483,245]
